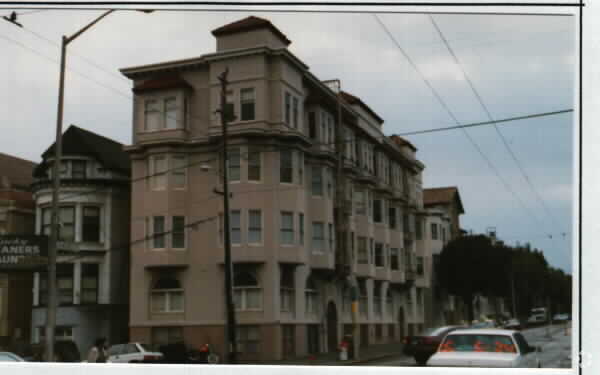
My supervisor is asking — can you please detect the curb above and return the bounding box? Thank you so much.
[339,353,406,366]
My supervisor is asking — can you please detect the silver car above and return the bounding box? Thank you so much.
[0,352,25,362]
[427,329,542,368]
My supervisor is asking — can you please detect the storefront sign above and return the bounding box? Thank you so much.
[0,235,48,270]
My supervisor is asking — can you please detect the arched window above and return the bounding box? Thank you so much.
[151,277,184,313]
[234,270,262,311]
[305,276,319,315]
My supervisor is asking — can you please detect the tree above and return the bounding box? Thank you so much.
[438,235,509,322]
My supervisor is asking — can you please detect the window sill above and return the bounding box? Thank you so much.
[138,128,186,134]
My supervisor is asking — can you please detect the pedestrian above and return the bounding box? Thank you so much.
[87,338,108,363]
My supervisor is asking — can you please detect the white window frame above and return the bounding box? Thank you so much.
[151,284,184,314]
[280,211,295,246]
[227,147,242,183]
[171,216,186,250]
[247,210,263,245]
[149,155,168,191]
[151,216,166,250]
[279,149,294,184]
[247,146,262,183]
[311,165,323,197]
[143,95,186,132]
[311,222,325,254]
[171,155,187,190]
[240,87,256,122]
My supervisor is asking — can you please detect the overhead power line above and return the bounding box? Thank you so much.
[428,14,567,238]
[395,109,572,137]
[373,13,551,239]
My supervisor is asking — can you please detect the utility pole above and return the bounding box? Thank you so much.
[218,68,237,364]
[45,9,152,362]
[327,80,359,360]
[510,271,518,319]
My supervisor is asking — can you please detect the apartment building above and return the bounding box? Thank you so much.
[30,125,131,357]
[0,152,37,350]
[121,16,427,361]
[422,187,465,326]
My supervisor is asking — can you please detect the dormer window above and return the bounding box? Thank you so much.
[72,160,86,179]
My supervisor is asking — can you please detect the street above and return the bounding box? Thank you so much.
[362,323,572,368]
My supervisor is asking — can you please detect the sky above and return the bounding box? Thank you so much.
[0,5,575,273]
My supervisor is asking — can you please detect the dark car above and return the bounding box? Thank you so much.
[402,326,463,365]
[30,340,81,362]
[151,342,217,364]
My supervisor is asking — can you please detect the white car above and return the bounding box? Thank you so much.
[107,343,163,363]
[0,352,25,362]
[427,329,542,368]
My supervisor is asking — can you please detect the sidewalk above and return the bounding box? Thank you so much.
[245,341,405,366]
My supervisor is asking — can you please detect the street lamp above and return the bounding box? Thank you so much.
[46,8,153,362]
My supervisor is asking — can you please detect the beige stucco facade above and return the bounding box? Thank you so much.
[122,17,429,361]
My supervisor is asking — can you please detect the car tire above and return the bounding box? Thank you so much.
[415,355,428,366]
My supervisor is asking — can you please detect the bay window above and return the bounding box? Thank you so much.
[280,150,293,183]
[305,276,319,314]
[311,165,323,196]
[172,155,187,188]
[172,216,185,249]
[240,88,255,121]
[82,206,100,243]
[228,148,241,182]
[81,263,99,304]
[248,210,262,244]
[247,147,261,181]
[280,266,295,312]
[311,222,324,253]
[149,155,167,190]
[280,212,294,245]
[152,216,165,249]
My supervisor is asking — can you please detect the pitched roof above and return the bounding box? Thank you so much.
[340,91,384,124]
[389,134,417,152]
[0,152,37,190]
[36,125,130,176]
[132,74,193,94]
[211,16,291,46]
[423,186,465,214]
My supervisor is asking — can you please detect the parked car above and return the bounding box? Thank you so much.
[106,343,163,363]
[0,352,25,362]
[470,320,497,329]
[502,319,523,331]
[402,325,464,365]
[153,342,219,364]
[30,340,81,362]
[427,328,542,368]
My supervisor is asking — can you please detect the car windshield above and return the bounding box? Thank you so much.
[138,343,152,352]
[440,334,517,353]
[0,353,19,362]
